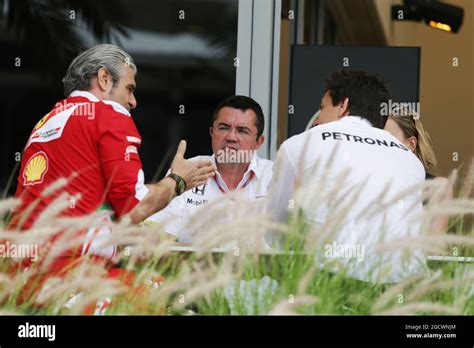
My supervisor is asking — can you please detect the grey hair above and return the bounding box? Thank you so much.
[62,44,137,96]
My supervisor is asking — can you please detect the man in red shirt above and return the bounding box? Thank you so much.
[8,44,215,273]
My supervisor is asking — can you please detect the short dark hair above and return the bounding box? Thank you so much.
[211,95,265,139]
[325,69,390,129]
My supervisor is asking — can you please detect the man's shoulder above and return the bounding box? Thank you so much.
[282,118,389,148]
[255,156,274,178]
[281,125,328,152]
[67,95,131,119]
[100,100,131,117]
[256,156,273,168]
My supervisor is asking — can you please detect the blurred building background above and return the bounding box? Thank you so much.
[0,0,472,196]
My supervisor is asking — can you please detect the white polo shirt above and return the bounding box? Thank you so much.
[147,153,273,242]
[267,116,427,283]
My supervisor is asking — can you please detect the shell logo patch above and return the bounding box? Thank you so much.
[23,151,49,186]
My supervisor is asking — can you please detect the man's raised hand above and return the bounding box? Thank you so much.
[170,140,215,190]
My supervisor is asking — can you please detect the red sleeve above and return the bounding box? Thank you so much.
[97,104,149,217]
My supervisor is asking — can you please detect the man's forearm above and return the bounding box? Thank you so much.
[127,177,176,224]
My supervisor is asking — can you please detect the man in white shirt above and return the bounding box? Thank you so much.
[148,95,273,243]
[267,69,427,283]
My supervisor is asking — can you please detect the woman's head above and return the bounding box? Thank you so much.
[384,111,437,172]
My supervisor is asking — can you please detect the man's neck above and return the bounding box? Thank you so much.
[88,86,110,101]
[216,162,250,190]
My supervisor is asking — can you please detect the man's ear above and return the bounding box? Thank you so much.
[97,67,112,92]
[255,135,265,149]
[338,97,350,118]
[407,136,417,153]
[209,126,214,137]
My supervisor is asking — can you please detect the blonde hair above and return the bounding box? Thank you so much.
[388,110,437,172]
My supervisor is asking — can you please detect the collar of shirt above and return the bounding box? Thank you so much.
[210,151,260,192]
[69,90,131,117]
[338,115,373,128]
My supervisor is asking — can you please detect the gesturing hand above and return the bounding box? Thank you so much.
[170,140,215,190]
